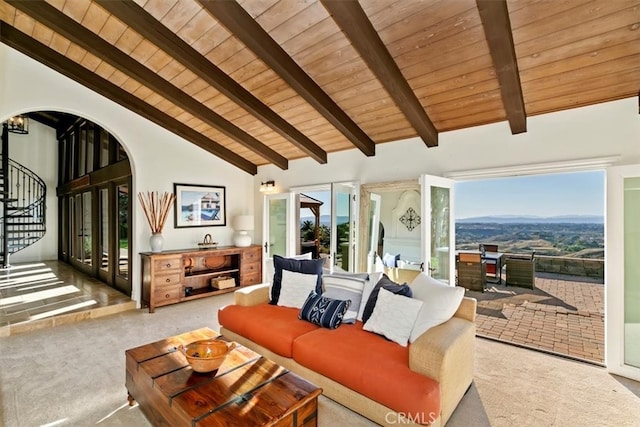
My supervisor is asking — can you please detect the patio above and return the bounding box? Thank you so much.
[465,272,604,365]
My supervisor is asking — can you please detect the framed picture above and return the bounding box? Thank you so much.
[174,183,226,228]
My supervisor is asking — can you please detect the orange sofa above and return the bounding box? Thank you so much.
[218,284,476,426]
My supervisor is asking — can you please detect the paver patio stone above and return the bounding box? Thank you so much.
[465,272,604,364]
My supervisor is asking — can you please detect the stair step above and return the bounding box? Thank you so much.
[7,236,41,241]
[5,214,33,218]
[6,222,44,226]
[7,229,46,233]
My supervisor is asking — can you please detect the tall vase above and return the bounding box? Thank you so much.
[149,232,164,253]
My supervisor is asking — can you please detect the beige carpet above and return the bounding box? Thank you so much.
[1,293,639,426]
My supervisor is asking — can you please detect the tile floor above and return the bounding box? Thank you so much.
[0,261,135,336]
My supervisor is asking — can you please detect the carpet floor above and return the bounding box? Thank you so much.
[1,293,639,426]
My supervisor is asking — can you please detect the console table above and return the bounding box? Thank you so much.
[140,245,262,312]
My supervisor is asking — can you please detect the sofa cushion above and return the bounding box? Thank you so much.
[299,291,351,329]
[409,273,465,343]
[362,274,413,322]
[270,255,324,305]
[322,273,367,323]
[278,269,319,309]
[218,303,318,357]
[293,322,440,420]
[357,271,383,322]
[363,287,423,347]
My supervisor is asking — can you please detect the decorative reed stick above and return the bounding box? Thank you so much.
[138,191,175,233]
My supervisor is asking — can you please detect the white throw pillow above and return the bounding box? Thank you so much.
[357,271,383,322]
[277,269,319,309]
[408,273,465,343]
[363,287,423,347]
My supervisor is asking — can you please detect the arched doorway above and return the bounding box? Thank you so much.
[31,111,133,296]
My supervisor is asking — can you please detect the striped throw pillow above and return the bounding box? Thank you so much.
[322,273,367,324]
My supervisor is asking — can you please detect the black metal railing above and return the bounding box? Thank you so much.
[0,144,47,267]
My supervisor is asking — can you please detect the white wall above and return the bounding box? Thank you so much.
[7,120,58,262]
[255,97,640,240]
[0,44,256,304]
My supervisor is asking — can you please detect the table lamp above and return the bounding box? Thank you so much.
[233,215,254,247]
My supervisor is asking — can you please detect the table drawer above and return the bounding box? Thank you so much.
[241,247,262,262]
[154,273,181,287]
[241,271,262,286]
[153,287,181,305]
[242,261,261,275]
[153,257,182,272]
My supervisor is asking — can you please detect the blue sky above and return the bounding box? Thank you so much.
[454,171,605,219]
[300,171,605,219]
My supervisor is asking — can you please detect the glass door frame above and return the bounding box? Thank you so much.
[262,192,297,281]
[421,174,455,284]
[331,182,359,273]
[606,164,640,381]
[114,179,131,295]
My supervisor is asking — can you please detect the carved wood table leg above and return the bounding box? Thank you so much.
[127,393,135,406]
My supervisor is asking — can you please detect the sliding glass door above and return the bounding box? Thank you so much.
[607,165,640,381]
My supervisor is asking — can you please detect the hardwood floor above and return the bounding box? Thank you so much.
[0,260,135,337]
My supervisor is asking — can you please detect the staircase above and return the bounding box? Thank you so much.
[1,125,46,268]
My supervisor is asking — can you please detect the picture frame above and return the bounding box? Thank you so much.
[174,183,226,228]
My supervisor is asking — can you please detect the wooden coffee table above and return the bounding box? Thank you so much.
[125,328,322,426]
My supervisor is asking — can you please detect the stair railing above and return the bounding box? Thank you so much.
[0,154,47,267]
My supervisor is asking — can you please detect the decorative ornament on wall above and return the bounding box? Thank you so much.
[399,207,421,231]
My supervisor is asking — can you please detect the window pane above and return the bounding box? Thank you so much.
[82,191,92,266]
[100,130,110,168]
[74,194,82,259]
[70,131,76,180]
[86,125,94,174]
[624,177,640,368]
[117,184,129,279]
[100,188,109,272]
[78,128,86,176]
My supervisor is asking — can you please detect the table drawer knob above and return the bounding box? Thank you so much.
[165,293,171,299]
[166,263,172,268]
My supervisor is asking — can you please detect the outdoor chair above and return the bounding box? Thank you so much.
[457,252,486,292]
[480,243,499,281]
[505,251,536,289]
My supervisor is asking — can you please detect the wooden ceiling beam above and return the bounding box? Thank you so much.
[477,0,527,134]
[7,0,287,170]
[320,0,438,148]
[197,0,376,157]
[0,21,257,175]
[95,0,326,165]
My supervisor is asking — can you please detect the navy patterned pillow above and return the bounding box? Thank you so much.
[299,291,351,329]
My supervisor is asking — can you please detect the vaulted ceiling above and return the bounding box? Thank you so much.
[1,0,638,175]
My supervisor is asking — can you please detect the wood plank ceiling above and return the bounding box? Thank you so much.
[1,0,638,175]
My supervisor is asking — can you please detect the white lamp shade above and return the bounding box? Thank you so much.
[233,215,254,231]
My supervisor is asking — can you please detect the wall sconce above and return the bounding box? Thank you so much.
[260,180,275,193]
[5,115,29,135]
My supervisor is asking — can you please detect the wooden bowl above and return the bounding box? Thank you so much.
[179,339,236,373]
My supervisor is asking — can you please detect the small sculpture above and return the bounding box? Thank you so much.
[198,233,218,248]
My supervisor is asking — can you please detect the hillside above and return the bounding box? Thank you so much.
[455,222,604,259]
